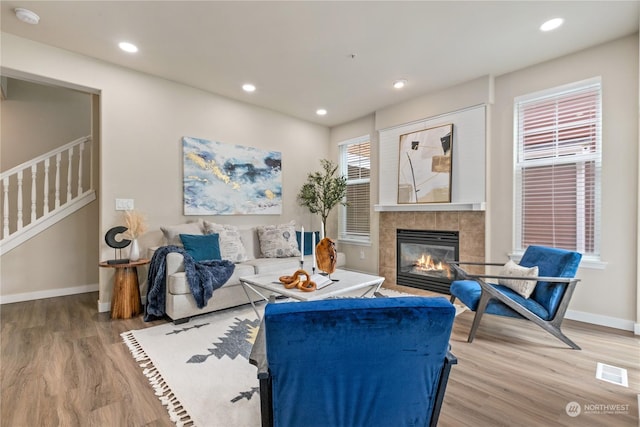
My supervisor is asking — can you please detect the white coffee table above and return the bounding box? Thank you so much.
[240,269,385,319]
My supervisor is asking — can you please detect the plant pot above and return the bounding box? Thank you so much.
[129,239,140,261]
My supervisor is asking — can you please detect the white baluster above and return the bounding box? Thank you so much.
[31,164,37,222]
[44,158,50,214]
[17,170,23,230]
[67,147,73,202]
[3,177,9,238]
[78,141,85,194]
[55,153,61,208]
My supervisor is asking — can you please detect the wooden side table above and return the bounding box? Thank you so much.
[99,259,150,319]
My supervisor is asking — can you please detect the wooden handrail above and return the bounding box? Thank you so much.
[0,136,91,180]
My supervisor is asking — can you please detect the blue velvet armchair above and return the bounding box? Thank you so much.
[450,245,582,349]
[253,296,457,427]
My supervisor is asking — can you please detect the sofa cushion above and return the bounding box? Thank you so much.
[179,233,221,262]
[449,280,551,320]
[202,221,249,262]
[256,221,301,258]
[168,263,255,295]
[243,256,308,275]
[239,228,260,260]
[161,222,203,245]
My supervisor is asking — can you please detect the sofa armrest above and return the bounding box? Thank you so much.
[166,252,185,275]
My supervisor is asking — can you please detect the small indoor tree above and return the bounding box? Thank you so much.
[297,159,347,234]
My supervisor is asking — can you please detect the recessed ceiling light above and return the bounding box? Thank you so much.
[316,109,327,116]
[393,79,408,89]
[540,18,564,32]
[118,42,138,53]
[242,83,256,92]
[14,8,40,25]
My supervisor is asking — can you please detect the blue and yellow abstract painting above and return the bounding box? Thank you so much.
[183,136,282,215]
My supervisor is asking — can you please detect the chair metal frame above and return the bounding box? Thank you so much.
[451,261,581,350]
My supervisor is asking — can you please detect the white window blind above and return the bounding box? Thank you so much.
[514,78,601,257]
[339,136,371,243]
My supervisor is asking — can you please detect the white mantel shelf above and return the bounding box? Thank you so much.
[374,202,486,212]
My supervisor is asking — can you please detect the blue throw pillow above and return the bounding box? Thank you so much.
[296,231,320,256]
[179,233,221,261]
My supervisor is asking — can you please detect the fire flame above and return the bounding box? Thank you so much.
[415,254,451,278]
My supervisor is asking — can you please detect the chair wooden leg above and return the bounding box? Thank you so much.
[468,292,491,343]
[538,321,581,350]
[495,292,581,350]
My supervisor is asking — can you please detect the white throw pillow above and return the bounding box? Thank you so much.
[161,222,203,246]
[498,260,539,299]
[202,221,248,262]
[256,221,301,258]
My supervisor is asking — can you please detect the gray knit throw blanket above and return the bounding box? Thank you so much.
[144,245,235,321]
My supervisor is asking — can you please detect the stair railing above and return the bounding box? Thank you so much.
[1,136,94,253]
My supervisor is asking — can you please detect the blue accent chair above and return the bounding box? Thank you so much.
[253,296,457,427]
[450,245,582,349]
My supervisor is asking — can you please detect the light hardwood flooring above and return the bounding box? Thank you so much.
[1,289,638,426]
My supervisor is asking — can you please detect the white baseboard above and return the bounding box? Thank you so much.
[566,309,635,332]
[97,300,110,313]
[634,323,640,335]
[0,283,99,305]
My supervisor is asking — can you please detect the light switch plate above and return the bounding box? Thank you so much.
[115,198,134,211]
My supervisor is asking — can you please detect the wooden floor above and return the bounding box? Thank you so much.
[1,289,638,427]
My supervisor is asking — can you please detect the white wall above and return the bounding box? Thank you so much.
[490,34,639,329]
[375,75,493,131]
[1,33,330,307]
[329,114,378,273]
[1,78,91,169]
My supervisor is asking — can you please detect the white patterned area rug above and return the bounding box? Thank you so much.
[121,291,466,427]
[122,304,263,427]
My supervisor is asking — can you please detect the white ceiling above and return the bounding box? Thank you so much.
[1,1,638,127]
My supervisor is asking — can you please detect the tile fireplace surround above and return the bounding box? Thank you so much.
[379,211,485,292]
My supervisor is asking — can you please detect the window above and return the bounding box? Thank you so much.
[514,78,601,259]
[339,135,371,243]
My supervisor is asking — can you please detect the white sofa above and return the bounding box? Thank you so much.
[149,226,346,323]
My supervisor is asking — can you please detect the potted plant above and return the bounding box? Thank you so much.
[297,159,347,234]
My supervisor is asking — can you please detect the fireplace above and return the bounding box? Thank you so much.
[396,229,459,294]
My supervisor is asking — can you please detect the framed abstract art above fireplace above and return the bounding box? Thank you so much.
[397,123,453,204]
[182,136,282,215]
